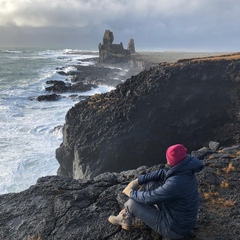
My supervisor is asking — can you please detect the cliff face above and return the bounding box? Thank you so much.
[56,54,240,179]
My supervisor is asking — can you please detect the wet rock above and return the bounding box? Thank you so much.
[69,64,129,87]
[36,93,62,101]
[67,94,86,102]
[56,70,67,76]
[45,80,97,93]
[45,80,70,93]
[53,125,63,135]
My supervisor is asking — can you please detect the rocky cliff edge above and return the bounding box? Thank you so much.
[0,144,239,239]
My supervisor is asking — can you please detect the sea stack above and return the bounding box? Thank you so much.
[98,30,134,64]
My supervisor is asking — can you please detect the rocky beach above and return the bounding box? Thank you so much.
[1,33,240,239]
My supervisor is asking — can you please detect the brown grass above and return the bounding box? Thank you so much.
[189,53,240,62]
[132,51,235,64]
[27,236,43,240]
[223,162,235,173]
[203,191,236,207]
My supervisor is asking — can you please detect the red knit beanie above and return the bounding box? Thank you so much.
[166,144,187,166]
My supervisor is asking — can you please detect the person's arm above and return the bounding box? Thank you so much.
[138,168,168,185]
[130,178,179,205]
[122,168,169,197]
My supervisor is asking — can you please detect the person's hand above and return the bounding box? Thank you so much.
[122,179,139,197]
[127,179,139,190]
[122,186,132,197]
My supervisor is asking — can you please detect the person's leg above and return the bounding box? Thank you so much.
[125,199,184,239]
[124,198,164,235]
[108,181,161,231]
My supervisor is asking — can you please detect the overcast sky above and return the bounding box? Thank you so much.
[0,0,240,51]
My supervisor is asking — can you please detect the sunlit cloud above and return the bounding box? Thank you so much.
[0,0,240,51]
[0,0,238,28]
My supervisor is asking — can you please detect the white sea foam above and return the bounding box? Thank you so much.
[80,85,115,96]
[0,48,111,194]
[3,50,23,54]
[64,66,78,73]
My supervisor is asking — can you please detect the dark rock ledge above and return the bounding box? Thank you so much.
[0,144,239,239]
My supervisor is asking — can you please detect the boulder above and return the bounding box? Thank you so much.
[45,80,70,93]
[45,80,96,93]
[36,93,61,101]
[56,54,240,179]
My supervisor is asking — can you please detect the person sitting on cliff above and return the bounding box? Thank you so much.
[108,144,204,239]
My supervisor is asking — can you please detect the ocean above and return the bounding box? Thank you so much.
[0,47,114,194]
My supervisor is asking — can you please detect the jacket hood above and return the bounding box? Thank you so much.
[167,154,204,177]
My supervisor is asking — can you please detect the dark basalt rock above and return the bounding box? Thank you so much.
[56,56,240,179]
[45,80,97,93]
[45,80,70,93]
[69,64,130,87]
[0,145,239,239]
[98,30,132,64]
[128,38,136,53]
[31,56,142,103]
[36,93,62,101]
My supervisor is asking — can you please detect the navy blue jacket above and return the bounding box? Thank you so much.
[130,155,204,236]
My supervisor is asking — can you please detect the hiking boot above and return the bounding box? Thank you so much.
[108,208,132,231]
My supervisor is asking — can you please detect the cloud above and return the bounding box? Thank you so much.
[0,0,239,28]
[0,0,134,27]
[0,0,240,51]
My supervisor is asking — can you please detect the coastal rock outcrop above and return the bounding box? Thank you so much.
[37,93,62,101]
[0,145,239,239]
[45,80,96,93]
[98,30,132,64]
[32,61,138,102]
[56,54,240,179]
[28,93,62,101]
[128,38,136,53]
